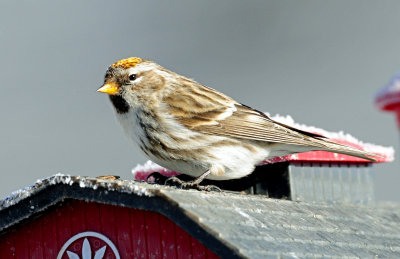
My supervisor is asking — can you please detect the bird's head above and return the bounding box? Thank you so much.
[98,57,153,95]
[98,57,170,113]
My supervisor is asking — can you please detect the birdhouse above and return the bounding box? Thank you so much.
[0,175,399,258]
[133,114,393,205]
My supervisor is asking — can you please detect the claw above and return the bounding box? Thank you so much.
[164,176,185,186]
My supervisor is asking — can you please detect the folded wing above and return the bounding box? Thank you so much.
[163,82,377,161]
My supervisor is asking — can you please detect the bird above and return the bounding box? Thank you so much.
[98,57,377,189]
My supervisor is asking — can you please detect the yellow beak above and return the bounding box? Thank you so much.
[97,83,119,95]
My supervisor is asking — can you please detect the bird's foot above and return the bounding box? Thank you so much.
[165,176,221,192]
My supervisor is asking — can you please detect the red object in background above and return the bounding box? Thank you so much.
[0,200,219,259]
[375,73,400,128]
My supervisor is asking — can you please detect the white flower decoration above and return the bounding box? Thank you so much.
[66,238,106,259]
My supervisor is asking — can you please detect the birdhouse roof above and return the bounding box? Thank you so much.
[1,174,399,258]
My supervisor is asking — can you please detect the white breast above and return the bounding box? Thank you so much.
[116,108,277,180]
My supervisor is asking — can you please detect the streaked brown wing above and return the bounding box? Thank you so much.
[163,80,376,161]
[194,105,329,148]
[163,82,328,149]
[192,105,377,161]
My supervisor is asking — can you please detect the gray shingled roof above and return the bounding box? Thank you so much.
[165,190,400,258]
[1,174,400,258]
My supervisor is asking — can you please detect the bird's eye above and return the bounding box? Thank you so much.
[129,74,137,81]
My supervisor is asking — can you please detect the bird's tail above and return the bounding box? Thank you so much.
[316,139,378,162]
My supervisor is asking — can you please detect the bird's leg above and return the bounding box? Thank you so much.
[165,170,221,192]
[166,170,210,187]
[188,170,211,185]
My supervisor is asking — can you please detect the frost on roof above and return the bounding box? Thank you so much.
[132,160,178,181]
[0,174,154,211]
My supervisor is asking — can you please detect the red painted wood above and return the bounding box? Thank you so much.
[175,222,193,259]
[115,206,134,257]
[0,200,220,259]
[85,202,101,232]
[29,215,44,258]
[14,225,29,259]
[42,207,59,257]
[70,200,88,234]
[56,202,72,249]
[191,235,207,259]
[99,202,118,259]
[159,213,178,259]
[131,209,148,259]
[2,229,16,257]
[144,211,163,259]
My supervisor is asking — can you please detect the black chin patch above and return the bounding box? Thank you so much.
[109,95,130,114]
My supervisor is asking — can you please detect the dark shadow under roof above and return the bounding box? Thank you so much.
[1,174,400,258]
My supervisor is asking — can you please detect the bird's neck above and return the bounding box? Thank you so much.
[109,95,130,114]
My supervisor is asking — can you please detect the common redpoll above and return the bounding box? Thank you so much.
[98,57,376,188]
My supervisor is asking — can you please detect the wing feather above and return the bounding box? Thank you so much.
[163,83,323,146]
[162,81,376,161]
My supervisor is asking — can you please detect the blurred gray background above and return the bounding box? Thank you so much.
[1,1,399,201]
